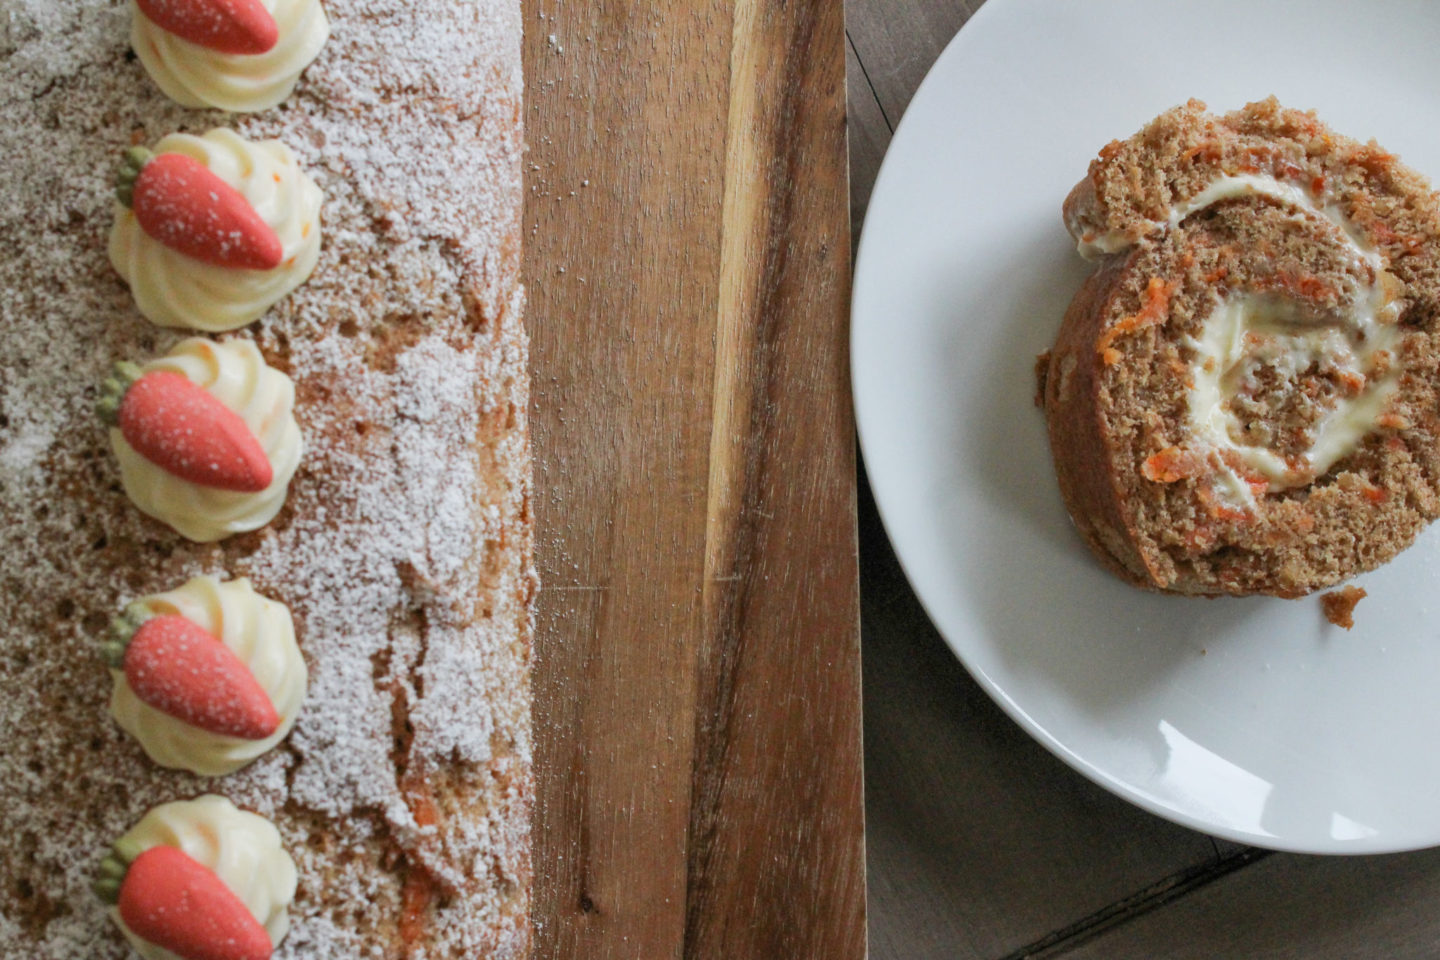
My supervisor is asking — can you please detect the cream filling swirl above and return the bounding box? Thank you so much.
[110,337,302,542]
[109,128,323,332]
[131,0,329,112]
[111,796,297,960]
[1074,174,1382,264]
[1186,290,1400,506]
[1175,176,1402,506]
[109,575,306,776]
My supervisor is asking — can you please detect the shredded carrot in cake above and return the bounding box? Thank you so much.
[1181,523,1218,552]
[1237,145,1293,176]
[399,868,437,946]
[1196,484,1253,524]
[1367,218,1427,253]
[395,778,443,944]
[1097,277,1175,363]
[1181,141,1222,165]
[1292,114,1325,138]
[1142,445,1205,483]
[1351,145,1397,177]
[1250,271,1336,302]
[1273,159,1304,182]
[1337,370,1366,397]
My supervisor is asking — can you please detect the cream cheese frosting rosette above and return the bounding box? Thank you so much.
[99,337,303,542]
[104,575,307,777]
[109,128,323,332]
[95,796,297,960]
[132,0,329,112]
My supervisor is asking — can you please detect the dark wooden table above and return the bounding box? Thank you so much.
[849,2,1440,958]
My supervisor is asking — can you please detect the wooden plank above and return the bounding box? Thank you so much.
[846,35,891,247]
[858,480,1224,960]
[845,0,981,123]
[525,2,864,958]
[1057,850,1440,959]
[685,2,865,957]
[525,4,729,954]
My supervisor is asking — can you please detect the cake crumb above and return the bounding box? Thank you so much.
[1321,586,1368,629]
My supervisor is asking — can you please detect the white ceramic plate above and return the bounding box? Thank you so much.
[853,0,1440,854]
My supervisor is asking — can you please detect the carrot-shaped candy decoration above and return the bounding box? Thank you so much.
[97,361,273,492]
[117,147,283,270]
[135,0,280,55]
[103,603,280,740]
[95,842,273,960]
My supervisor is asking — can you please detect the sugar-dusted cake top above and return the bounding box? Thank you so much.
[0,1,532,955]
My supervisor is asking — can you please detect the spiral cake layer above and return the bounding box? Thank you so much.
[1042,98,1440,596]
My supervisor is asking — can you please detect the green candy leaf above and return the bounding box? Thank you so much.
[115,147,153,209]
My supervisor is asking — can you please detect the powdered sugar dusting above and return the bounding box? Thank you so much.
[0,1,531,957]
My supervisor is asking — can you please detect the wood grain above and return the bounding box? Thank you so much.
[525,2,864,958]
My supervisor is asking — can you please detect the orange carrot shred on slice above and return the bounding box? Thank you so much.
[1142,445,1204,483]
[1095,277,1175,360]
[1253,271,1335,301]
[1195,484,1252,524]
[1337,370,1366,397]
[1370,220,1400,244]
[1368,219,1427,252]
[1274,159,1303,181]
[1182,523,1218,552]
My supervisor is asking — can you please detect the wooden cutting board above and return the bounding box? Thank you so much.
[523,2,865,958]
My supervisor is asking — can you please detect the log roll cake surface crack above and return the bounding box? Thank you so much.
[0,1,532,956]
[1042,98,1440,597]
